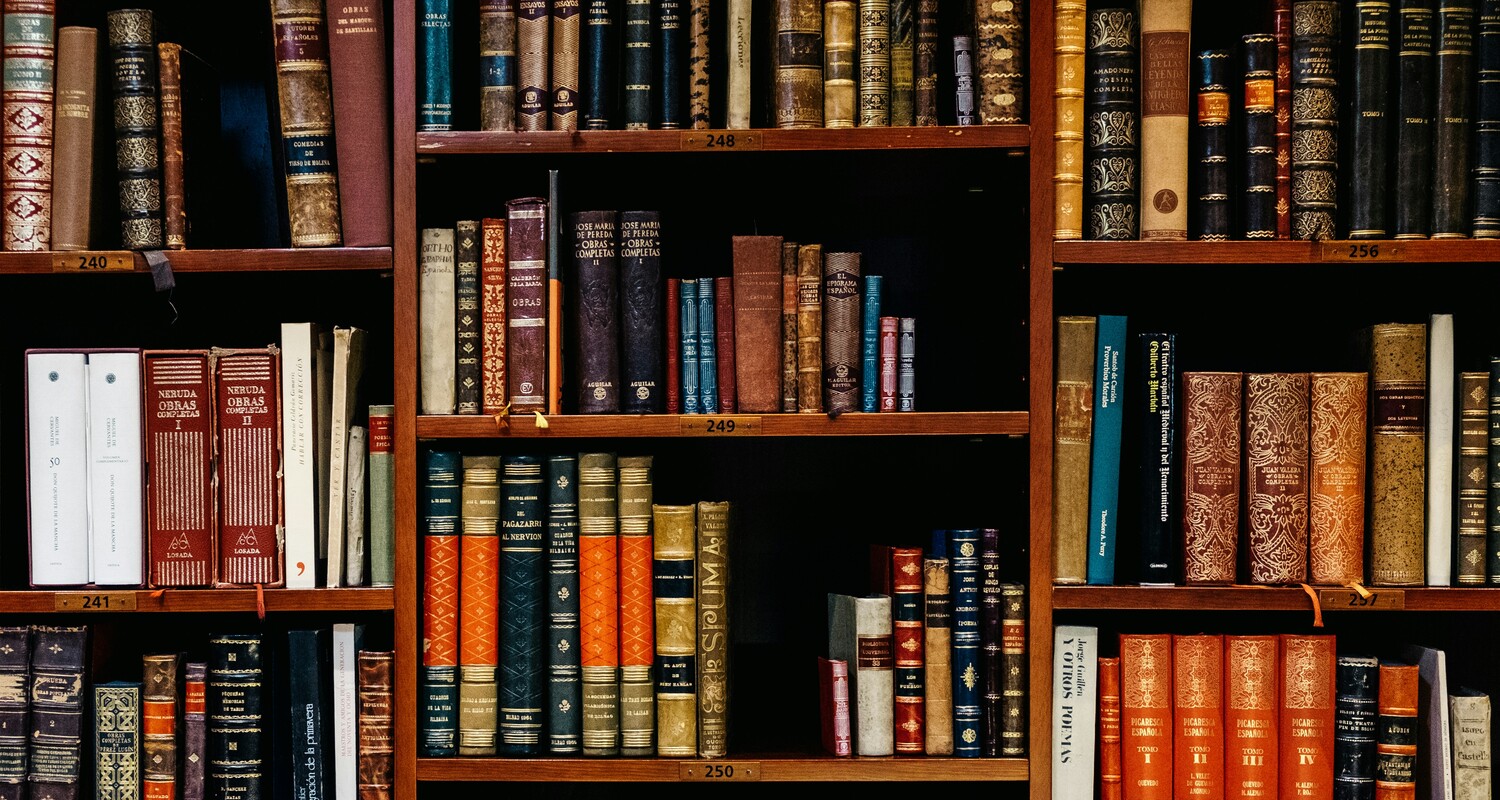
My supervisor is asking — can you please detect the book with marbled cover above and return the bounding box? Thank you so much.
[356,651,395,800]
[142,654,179,800]
[974,0,1024,123]
[480,0,517,131]
[1310,372,1367,585]
[1280,635,1337,800]
[1368,323,1427,586]
[1053,317,1095,584]
[546,455,583,753]
[1120,634,1174,795]
[579,453,620,756]
[420,451,461,757]
[775,0,823,127]
[696,501,731,758]
[1183,372,1242,584]
[458,456,500,756]
[1335,654,1378,800]
[781,242,799,411]
[2,2,55,251]
[0,628,27,800]
[500,456,546,755]
[270,0,343,247]
[823,1,855,128]
[95,683,140,800]
[1377,661,1419,797]
[1245,373,1310,584]
[1085,1,1139,240]
[618,456,655,757]
[1225,636,1279,798]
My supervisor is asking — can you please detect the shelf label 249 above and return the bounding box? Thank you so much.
[679,416,762,437]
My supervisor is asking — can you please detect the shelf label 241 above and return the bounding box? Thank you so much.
[54,592,138,612]
[679,762,760,781]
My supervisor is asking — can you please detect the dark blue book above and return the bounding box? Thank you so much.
[620,211,664,412]
[623,0,654,128]
[420,450,461,757]
[546,455,583,754]
[286,629,330,800]
[697,276,719,413]
[657,0,686,127]
[582,0,618,128]
[207,634,265,799]
[1334,654,1378,800]
[948,528,982,757]
[418,0,453,131]
[1135,332,1177,585]
[861,275,882,412]
[681,279,701,413]
[500,455,546,755]
[217,80,283,247]
[1085,315,1127,585]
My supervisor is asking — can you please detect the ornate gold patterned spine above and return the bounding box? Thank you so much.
[1053,0,1086,239]
[1182,372,1242,584]
[1310,372,1368,585]
[1244,373,1311,585]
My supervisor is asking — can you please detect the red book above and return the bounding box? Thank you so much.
[212,347,283,586]
[1273,0,1292,239]
[1280,634,1337,800]
[891,546,925,754]
[1224,635,1280,798]
[714,276,737,413]
[480,217,508,414]
[1173,634,1225,799]
[666,278,682,414]
[2,0,55,251]
[1100,656,1123,800]
[326,0,393,246]
[144,350,216,587]
[1120,633,1174,800]
[819,656,852,756]
[879,316,898,412]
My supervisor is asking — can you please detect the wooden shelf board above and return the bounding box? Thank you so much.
[417,126,1030,154]
[1052,585,1500,611]
[416,411,1029,438]
[416,756,1028,782]
[0,588,394,614]
[0,247,393,274]
[1052,239,1500,265]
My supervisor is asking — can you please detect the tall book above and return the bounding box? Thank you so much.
[357,651,396,800]
[1000,584,1027,757]
[828,593,894,757]
[1051,626,1099,798]
[554,0,581,130]
[1335,654,1379,800]
[1429,313,1456,585]
[892,546,925,755]
[50,26,95,251]
[949,529,982,757]
[480,218,508,413]
[1348,1,1394,239]
[913,0,938,125]
[208,634,265,799]
[546,455,583,753]
[184,661,206,800]
[1135,332,1176,585]
[458,456,500,756]
[1174,635,1224,797]
[572,210,620,413]
[898,318,916,410]
[420,450,461,757]
[1120,633,1174,797]
[667,278,683,413]
[1244,372,1310,584]
[696,500,731,758]
[621,211,663,413]
[1085,1,1139,240]
[506,198,548,413]
[714,276,737,413]
[518,0,550,129]
[0,628,28,800]
[269,0,343,247]
[333,623,365,800]
[732,235,785,413]
[327,0,391,246]
[680,279,701,413]
[1274,0,1294,237]
[857,0,889,125]
[781,242,799,412]
[923,534,953,755]
[579,453,620,756]
[974,0,1024,123]
[95,682,141,800]
[1224,635,1279,798]
[727,0,752,127]
[28,627,85,800]
[1242,34,1278,239]
[286,631,330,800]
[824,1,856,128]
[819,656,852,756]
[688,0,710,127]
[1052,316,1096,584]
[775,0,823,127]
[1377,660,1420,799]
[657,0,684,127]
[1053,0,1085,239]
[1280,634,1337,800]
[654,504,697,757]
[1477,0,1500,237]
[1182,371,1243,584]
[420,227,457,414]
[500,455,546,755]
[1309,372,1368,585]
[544,170,563,413]
[1396,0,1437,238]
[418,0,453,130]
[88,351,145,586]
[796,244,824,412]
[1433,1,1477,237]
[282,323,326,588]
[1450,687,1492,799]
[1368,323,1427,586]
[618,456,656,757]
[978,534,1001,757]
[1139,0,1191,240]
[142,654,180,800]
[480,0,518,129]
[1290,0,1340,239]
[623,0,652,129]
[2,1,55,251]
[24,352,88,586]
[327,326,368,587]
[212,347,283,586]
[1459,372,1489,585]
[889,0,913,124]
[106,8,163,249]
[368,404,395,587]
[1194,49,1231,240]
[860,275,881,413]
[697,276,719,413]
[1403,644,1454,800]
[455,221,482,415]
[1099,655,1122,800]
[1086,315,1125,584]
[1487,356,1500,583]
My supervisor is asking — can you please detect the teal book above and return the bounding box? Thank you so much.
[1085,315,1127,585]
[697,277,719,413]
[861,275,883,412]
[418,0,453,131]
[681,279,701,413]
[500,455,546,755]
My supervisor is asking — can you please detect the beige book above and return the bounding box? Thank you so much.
[52,27,97,251]
[1139,0,1192,240]
[1052,316,1096,583]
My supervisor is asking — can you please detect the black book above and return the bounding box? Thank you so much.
[1334,654,1378,800]
[624,0,654,128]
[1291,0,1340,240]
[1433,0,1477,237]
[1475,0,1500,236]
[1135,332,1176,586]
[208,633,265,800]
[571,210,621,413]
[286,629,331,800]
[1347,2,1393,239]
[1194,49,1232,240]
[582,0,618,128]
[106,8,164,250]
[1486,355,1500,582]
[0,627,28,800]
[1083,0,1139,240]
[28,626,86,800]
[619,210,663,413]
[657,0,686,127]
[1395,0,1437,238]
[1242,34,1279,239]
[456,220,482,415]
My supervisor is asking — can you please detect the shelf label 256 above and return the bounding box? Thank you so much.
[54,592,138,612]
[679,415,762,437]
[1319,242,1400,262]
[679,762,760,781]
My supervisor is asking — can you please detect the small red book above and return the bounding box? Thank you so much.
[1099,656,1123,800]
[819,656,852,757]
[714,276,736,413]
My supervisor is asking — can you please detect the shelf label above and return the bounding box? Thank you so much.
[679,131,762,151]
[680,415,762,437]
[679,762,761,781]
[54,592,138,612]
[51,251,134,272]
[1319,241,1401,262]
[1317,588,1405,610]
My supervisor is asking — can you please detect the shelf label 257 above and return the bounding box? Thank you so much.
[679,762,760,781]
[1316,588,1405,610]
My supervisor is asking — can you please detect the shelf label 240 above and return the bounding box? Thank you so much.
[51,251,134,272]
[679,762,760,781]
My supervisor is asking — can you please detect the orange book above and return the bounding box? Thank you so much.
[1120,634,1173,800]
[1375,662,1419,800]
[1280,634,1337,800]
[1099,656,1123,800]
[578,452,621,755]
[457,456,500,754]
[1224,635,1280,799]
[1174,635,1225,799]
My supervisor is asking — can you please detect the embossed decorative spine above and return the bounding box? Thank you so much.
[618,456,656,757]
[579,453,620,756]
[1486,357,1500,582]
[1309,372,1368,585]
[1350,1,1393,238]
[948,529,981,757]
[657,0,684,127]
[1280,635,1337,800]
[1459,372,1489,584]
[572,210,620,413]
[208,635,265,799]
[621,211,663,412]
[1135,333,1176,585]
[975,0,1024,123]
[95,682,141,800]
[212,347,283,587]
[519,0,551,129]
[1085,1,1139,240]
[880,317,899,411]
[1099,656,1122,800]
[0,628,27,800]
[914,0,938,124]
[1396,0,1436,238]
[1334,654,1378,800]
[776,0,823,127]
[1244,373,1310,585]
[1053,316,1095,584]
[1054,0,1086,238]
[897,317,914,410]
[923,536,953,755]
[270,0,343,247]
[1433,1,1477,237]
[28,627,85,800]
[955,35,977,123]
[457,456,500,756]
[1224,636,1279,798]
[1194,50,1231,240]
[1174,635,1224,798]
[50,26,94,252]
[500,456,546,755]
[623,0,652,128]
[583,0,616,128]
[819,656,852,756]
[1368,323,1427,586]
[892,547,925,754]
[822,252,862,415]
[480,219,508,414]
[1274,0,1294,237]
[1290,0,1340,240]
[456,221,482,414]
[554,0,581,130]
[688,0,709,127]
[421,451,461,757]
[654,504,696,757]
[1000,583,1026,757]
[107,9,163,249]
[889,0,914,124]
[824,1,856,126]
[479,0,518,131]
[158,42,185,249]
[420,228,456,414]
[506,198,548,413]
[1120,633,1174,797]
[696,500,731,758]
[142,653,179,800]
[796,244,824,412]
[357,650,395,799]
[2,1,55,251]
[1243,34,1278,239]
[1182,371,1243,584]
[697,276,719,412]
[727,0,751,127]
[1377,661,1420,797]
[546,455,582,753]
[419,0,453,130]
[1139,0,1191,240]
[1476,0,1500,236]
[144,351,216,587]
[858,0,889,125]
[781,242,799,411]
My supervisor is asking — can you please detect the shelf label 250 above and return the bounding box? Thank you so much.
[679,762,760,781]
[54,592,138,612]
[679,415,762,436]
[1316,588,1405,610]
[51,251,134,272]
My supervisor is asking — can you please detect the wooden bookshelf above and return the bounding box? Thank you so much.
[415,411,1029,439]
[0,247,393,274]
[0,588,394,614]
[417,125,1031,155]
[1052,239,1500,265]
[1052,586,1500,612]
[416,756,1029,782]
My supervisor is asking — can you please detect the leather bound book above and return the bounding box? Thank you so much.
[420,450,461,757]
[1085,1,1139,241]
[208,634,265,799]
[653,504,697,757]
[1280,635,1337,800]
[796,244,824,412]
[781,242,799,412]
[28,627,85,800]
[979,534,1002,756]
[898,318,916,410]
[1099,656,1122,800]
[1274,0,1294,237]
[184,662,206,800]
[861,276,882,412]
[1290,0,1340,240]
[480,0,518,131]
[419,0,453,130]
[142,653,179,800]
[458,456,500,756]
[657,0,684,127]
[889,0,914,125]
[553,0,581,130]
[500,456,547,755]
[618,457,657,757]
[1174,635,1225,798]
[1310,372,1368,586]
[857,0,890,126]
[880,317,899,411]
[211,348,283,586]
[144,351,216,587]
[1335,654,1379,800]
[1349,1,1393,239]
[1000,584,1027,757]
[507,198,548,413]
[1476,1,1500,237]
[732,235,785,412]
[357,651,395,800]
[1244,373,1310,585]
[819,657,853,756]
[420,228,456,415]
[974,0,1024,123]
[481,218,509,414]
[0,628,26,800]
[923,540,953,755]
[914,0,938,125]
[1396,0,1437,238]
[623,0,652,128]
[1053,316,1096,584]
[1194,50,1232,240]
[518,0,551,130]
[1449,687,1491,800]
[456,220,483,415]
[1182,371,1243,584]
[697,277,719,412]
[823,252,863,415]
[1135,333,1176,585]
[546,455,583,753]
[106,9,164,250]
[681,279,701,413]
[727,0,751,128]
[579,453,620,756]
[892,546,925,755]
[1487,358,1500,582]
[1243,34,1278,239]
[1459,372,1489,584]
[666,279,683,414]
[95,683,141,800]
[1054,0,1085,237]
[696,501,731,758]
[572,211,620,413]
[1120,633,1174,796]
[824,1,856,128]
[1377,661,1420,798]
[1224,636,1280,799]
[1140,0,1192,241]
[948,529,982,757]
[51,27,95,251]
[688,0,709,128]
[1367,323,1426,586]
[328,0,392,245]
[270,0,343,247]
[775,0,823,128]
[1433,1,1477,237]
[582,0,616,129]
[158,42,186,249]
[715,277,737,413]
[829,593,895,757]
[1,2,54,251]
[621,211,663,413]
[286,631,330,800]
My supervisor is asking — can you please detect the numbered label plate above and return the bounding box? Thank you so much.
[1319,241,1401,262]
[51,251,134,272]
[54,592,138,612]
[1317,588,1405,610]
[679,131,762,151]
[679,415,762,437]
[679,761,761,781]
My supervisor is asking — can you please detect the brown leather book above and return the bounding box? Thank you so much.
[1174,635,1225,798]
[689,0,710,128]
[1120,633,1174,797]
[1366,323,1427,586]
[774,0,823,127]
[1182,371,1243,584]
[781,241,799,412]
[1376,660,1419,799]
[51,26,96,252]
[357,650,395,800]
[1140,0,1192,241]
[974,0,1025,123]
[1458,372,1488,585]
[158,42,187,249]
[142,653,180,800]
[518,0,550,130]
[328,0,393,246]
[506,198,548,413]
[922,554,953,755]
[1098,656,1123,800]
[3,1,55,251]
[822,252,863,415]
[270,0,343,247]
[823,1,856,128]
[1310,372,1368,585]
[715,276,737,413]
[1244,373,1310,584]
[1224,635,1279,798]
[1052,316,1095,584]
[731,236,785,413]
[1280,635,1336,800]
[796,244,824,412]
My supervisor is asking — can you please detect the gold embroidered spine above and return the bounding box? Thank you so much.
[796,244,824,412]
[857,0,889,126]
[2,0,56,251]
[1052,315,1095,584]
[1458,372,1489,584]
[158,42,186,249]
[1224,636,1279,797]
[1367,323,1427,586]
[775,0,823,128]
[1310,372,1368,585]
[517,0,551,131]
[781,241,799,412]
[551,0,580,130]
[270,0,344,247]
[51,26,95,252]
[1182,371,1242,584]
[975,0,1025,123]
[1245,373,1311,585]
[823,1,857,128]
[689,0,710,128]
[1053,0,1086,239]
[107,8,163,250]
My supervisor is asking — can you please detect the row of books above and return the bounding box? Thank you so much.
[0,624,394,800]
[24,327,392,589]
[1052,313,1500,588]
[419,206,922,417]
[1050,627,1492,800]
[417,0,1025,132]
[420,450,734,757]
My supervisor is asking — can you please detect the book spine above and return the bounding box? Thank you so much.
[624,0,653,128]
[1309,372,1369,585]
[688,0,709,127]
[144,353,216,587]
[1121,633,1175,795]
[1099,657,1122,800]
[680,279,701,413]
[975,0,1024,124]
[1000,584,1027,756]
[1224,635,1280,798]
[572,210,621,413]
[1182,372,1243,584]
[1052,316,1096,584]
[1194,49,1231,240]
[420,227,457,414]
[731,236,785,413]
[419,0,453,130]
[208,636,265,799]
[1369,323,1427,586]
[852,596,895,757]
[1429,313,1456,586]
[1350,2,1394,238]
[480,0,519,131]
[184,662,206,800]
[579,453,620,756]
[1396,0,1437,238]
[95,683,142,799]
[368,407,395,586]
[456,220,482,415]
[1245,373,1311,584]
[621,211,664,413]
[1085,2,1140,240]
[1291,0,1340,240]
[658,0,684,127]
[923,553,953,755]
[333,627,364,800]
[270,0,343,247]
[1086,315,1126,584]
[796,244,824,412]
[888,0,913,124]
[819,656,853,756]
[823,252,862,415]
[1139,0,1192,241]
[500,455,546,754]
[25,352,88,587]
[552,0,581,129]
[898,318,916,409]
[519,0,551,130]
[1243,34,1278,239]
[880,317,899,411]
[1280,635,1337,799]
[1376,662,1420,797]
[87,352,144,588]
[106,8,164,249]
[2,2,54,251]
[949,529,981,757]
[781,242,800,412]
[1174,635,1225,798]
[1487,355,1500,583]
[327,0,392,246]
[50,26,95,251]
[506,198,548,413]
[420,451,462,757]
[892,547,925,755]
[1477,0,1500,236]
[286,633,328,800]
[667,279,683,413]
[158,42,185,249]
[696,500,731,758]
[0,628,27,798]
[858,0,890,126]
[914,0,938,125]
[344,425,369,588]
[1450,693,1492,799]
[1460,372,1490,584]
[1051,627,1100,794]
[583,0,616,127]
[727,0,751,128]
[824,1,856,128]
[715,276,737,413]
[618,457,656,757]
[697,276,719,412]
[458,456,500,756]
[481,219,509,414]
[774,0,823,127]
[28,627,85,800]
[1433,1,1477,237]
[213,349,282,586]
[654,504,697,756]
[1135,333,1176,584]
[1335,654,1379,800]
[1274,0,1294,237]
[547,455,583,753]
[978,533,1001,757]
[1053,0,1085,237]
[357,651,395,800]
[860,275,882,413]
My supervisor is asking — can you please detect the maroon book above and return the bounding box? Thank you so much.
[666,278,682,414]
[819,656,853,756]
[145,351,217,587]
[212,347,283,586]
[715,276,737,413]
[326,0,392,246]
[506,198,548,414]
[879,316,899,412]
